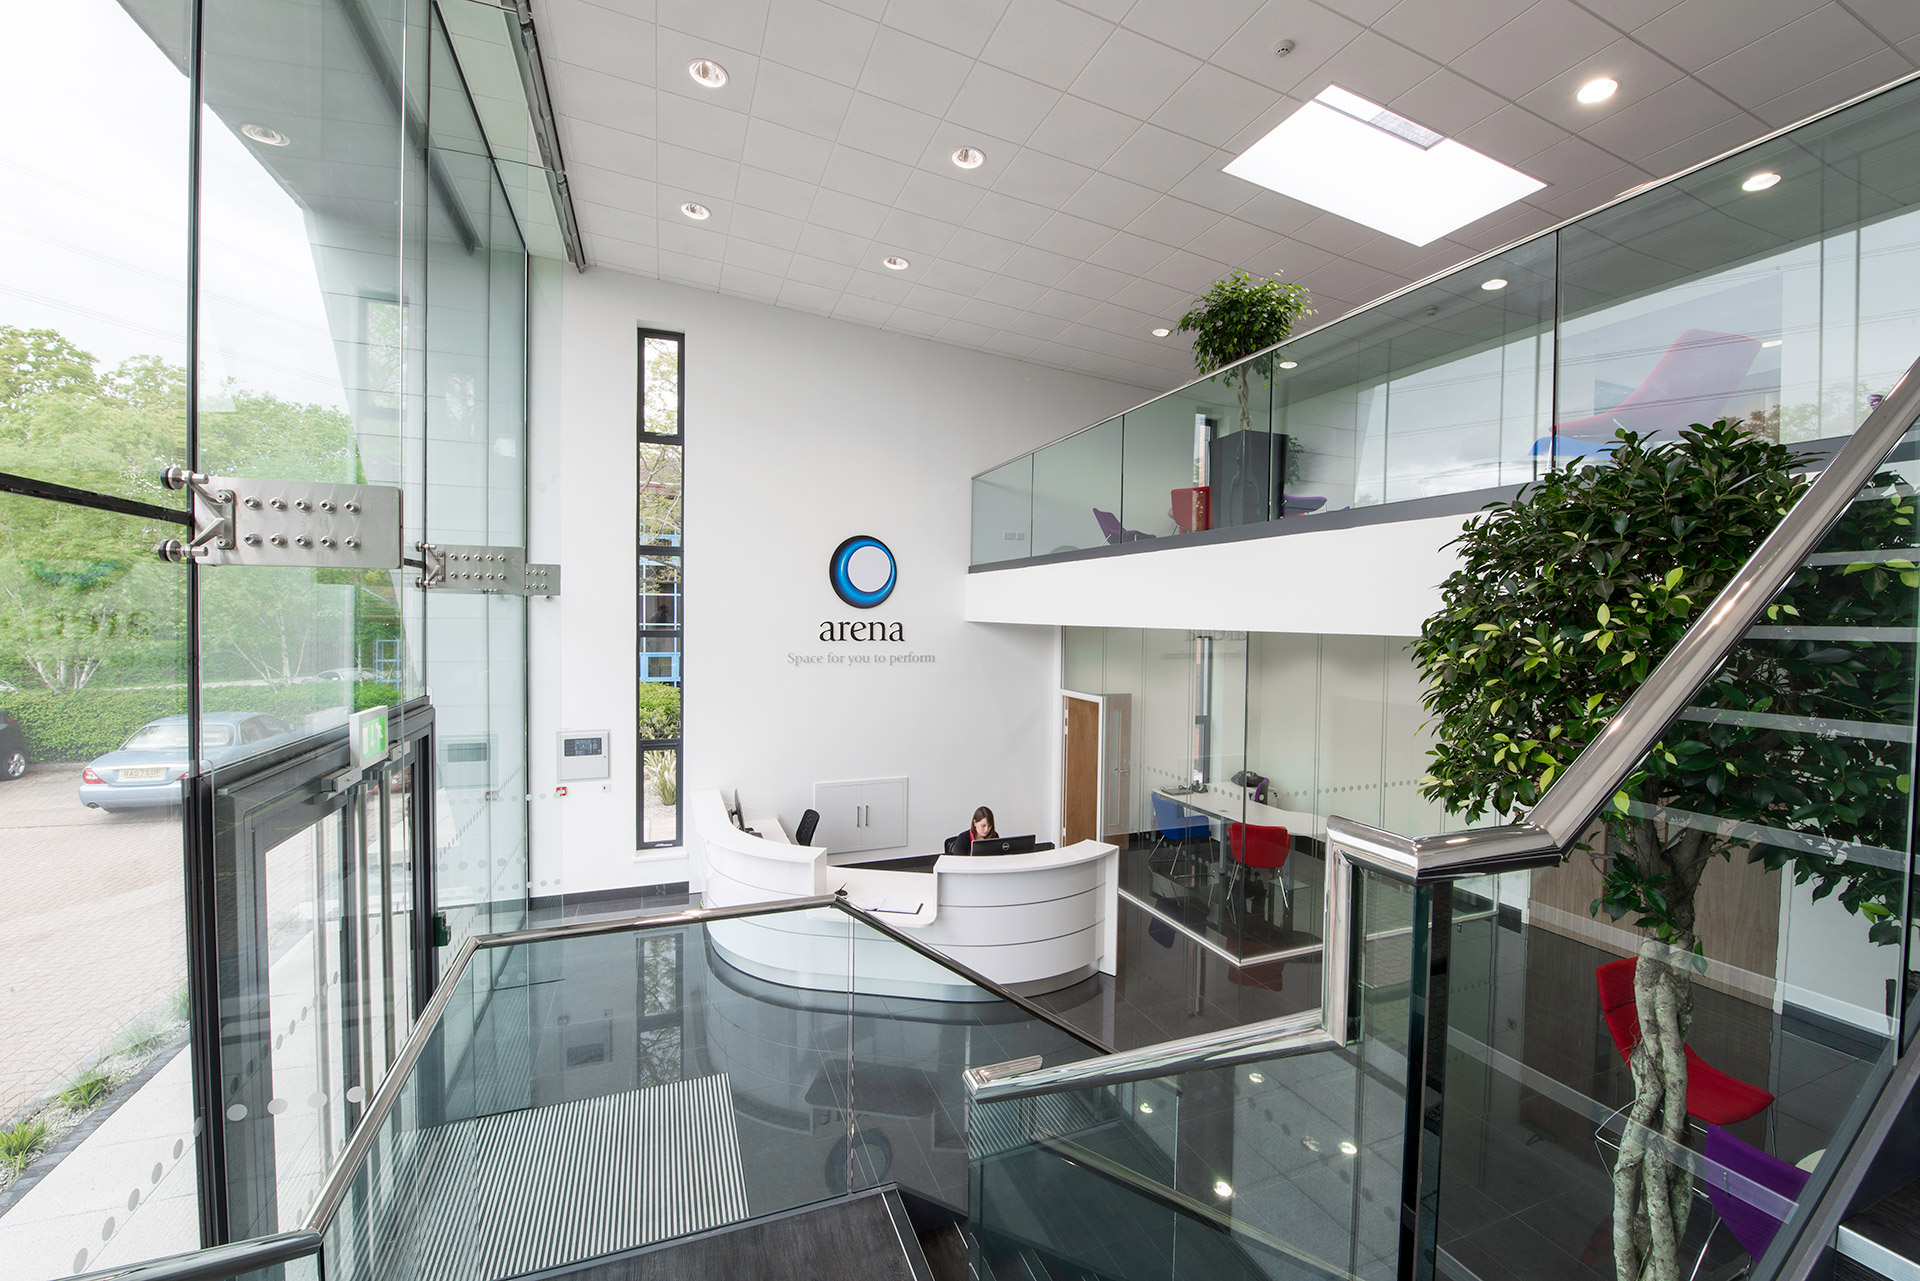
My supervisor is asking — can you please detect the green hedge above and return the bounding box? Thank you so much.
[637,683,681,740]
[2,681,401,762]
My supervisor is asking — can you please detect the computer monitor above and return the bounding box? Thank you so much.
[973,834,1039,856]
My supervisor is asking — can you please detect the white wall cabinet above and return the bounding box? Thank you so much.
[813,777,908,853]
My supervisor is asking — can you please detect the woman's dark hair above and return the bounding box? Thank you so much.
[971,806,997,837]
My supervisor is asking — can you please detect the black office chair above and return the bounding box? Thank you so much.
[795,809,819,847]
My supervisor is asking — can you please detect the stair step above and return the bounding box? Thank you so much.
[1841,1179,1920,1281]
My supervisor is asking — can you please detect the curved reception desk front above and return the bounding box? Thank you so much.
[694,793,1119,1000]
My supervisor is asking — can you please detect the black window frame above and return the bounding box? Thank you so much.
[637,328,684,850]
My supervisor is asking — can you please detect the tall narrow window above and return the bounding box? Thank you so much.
[638,331,684,847]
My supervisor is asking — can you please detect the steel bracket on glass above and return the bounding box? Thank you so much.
[154,469,403,568]
[416,542,560,597]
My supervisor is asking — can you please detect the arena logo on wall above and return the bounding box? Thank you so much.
[793,535,932,664]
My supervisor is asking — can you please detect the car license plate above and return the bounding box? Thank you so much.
[118,767,165,780]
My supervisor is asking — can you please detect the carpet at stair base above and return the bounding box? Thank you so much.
[364,1074,750,1280]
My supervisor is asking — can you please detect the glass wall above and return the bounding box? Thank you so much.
[0,0,540,1272]
[974,72,1920,565]
[1065,626,1453,965]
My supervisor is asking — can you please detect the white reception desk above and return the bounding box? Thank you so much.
[693,792,1118,1000]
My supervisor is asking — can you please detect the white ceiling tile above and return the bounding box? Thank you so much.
[741,117,833,181]
[1389,69,1510,139]
[846,267,916,302]
[882,0,1013,58]
[1109,275,1193,315]
[1101,333,1172,364]
[979,330,1044,358]
[992,148,1096,206]
[778,279,842,312]
[570,162,659,215]
[1751,48,1912,128]
[1232,189,1318,237]
[725,240,794,275]
[946,64,1064,145]
[1030,289,1097,319]
[1451,103,1570,166]
[943,226,1024,271]
[827,0,888,20]
[1571,0,1681,27]
[578,200,660,247]
[796,221,875,264]
[1149,65,1275,150]
[1029,211,1116,257]
[856,26,975,116]
[1056,261,1133,299]
[1631,0,1825,69]
[658,93,749,159]
[787,252,856,288]
[733,165,818,216]
[658,0,772,49]
[657,250,723,287]
[1241,238,1334,280]
[1062,172,1164,228]
[831,295,896,325]
[1509,37,1689,136]
[659,218,732,259]
[955,295,1022,326]
[1633,115,1763,177]
[590,236,658,276]
[977,275,1049,307]
[1055,322,1115,351]
[1302,30,1443,109]
[919,259,995,293]
[1102,123,1213,190]
[1120,0,1265,60]
[1374,0,1535,64]
[655,28,761,109]
[1300,256,1387,301]
[551,63,658,137]
[1521,131,1626,190]
[563,119,658,180]
[1086,303,1159,336]
[1450,0,1621,100]
[837,92,942,164]
[819,144,915,202]
[807,189,890,238]
[894,169,989,222]
[657,142,741,195]
[1167,155,1259,216]
[1088,230,1175,275]
[938,316,1002,346]
[1070,27,1203,117]
[1125,194,1220,247]
[979,0,1115,90]
[1025,95,1139,167]
[1007,310,1070,339]
[1184,217,1278,267]
[545,7,657,83]
[876,207,959,256]
[1695,5,1885,108]
[1576,75,1742,162]
[729,204,807,250]
[1290,214,1382,256]
[890,307,947,336]
[965,191,1056,240]
[1209,1,1366,95]
[904,282,969,315]
[750,61,856,139]
[1142,247,1232,291]
[1004,245,1081,286]
[761,0,880,86]
[1844,0,1920,41]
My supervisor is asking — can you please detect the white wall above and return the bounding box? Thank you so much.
[527,260,1150,895]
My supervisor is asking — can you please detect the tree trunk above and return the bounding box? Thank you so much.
[1612,936,1694,1281]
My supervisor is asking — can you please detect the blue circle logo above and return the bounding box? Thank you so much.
[829,536,896,609]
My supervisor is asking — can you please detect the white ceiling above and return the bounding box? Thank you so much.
[536,0,1920,391]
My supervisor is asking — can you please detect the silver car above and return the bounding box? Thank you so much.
[79,713,293,811]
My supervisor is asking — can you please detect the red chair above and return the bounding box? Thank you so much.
[1595,956,1773,1125]
[1221,822,1291,928]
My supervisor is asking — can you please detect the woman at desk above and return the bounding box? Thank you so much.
[948,806,997,854]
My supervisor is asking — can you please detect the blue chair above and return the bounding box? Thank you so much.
[1148,793,1212,881]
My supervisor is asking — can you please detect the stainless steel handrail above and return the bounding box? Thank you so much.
[71,1231,321,1281]
[965,1010,1330,1101]
[970,67,1920,480]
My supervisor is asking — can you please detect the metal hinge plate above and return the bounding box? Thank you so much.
[417,543,560,597]
[156,469,403,568]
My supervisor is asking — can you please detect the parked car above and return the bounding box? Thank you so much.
[0,709,26,780]
[79,713,294,812]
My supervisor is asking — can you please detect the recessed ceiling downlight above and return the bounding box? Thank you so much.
[1481,278,1508,291]
[1742,171,1782,192]
[241,123,291,146]
[681,202,710,220]
[1576,77,1618,105]
[883,255,910,270]
[1277,360,1297,370]
[688,59,728,89]
[952,146,986,169]
[1151,327,1171,337]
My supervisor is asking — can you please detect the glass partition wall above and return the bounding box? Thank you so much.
[0,1,539,1275]
[974,70,1920,565]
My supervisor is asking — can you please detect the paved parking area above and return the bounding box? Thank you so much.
[0,766,187,1119]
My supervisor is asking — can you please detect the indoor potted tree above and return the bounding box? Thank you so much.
[1413,420,1910,1281]
[1175,268,1314,439]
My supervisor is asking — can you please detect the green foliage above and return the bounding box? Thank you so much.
[115,1017,179,1059]
[0,1116,50,1174]
[1174,271,1314,374]
[1416,419,1914,947]
[0,681,400,761]
[55,1068,115,1113]
[636,683,682,740]
[645,750,679,807]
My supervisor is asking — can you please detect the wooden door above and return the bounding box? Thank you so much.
[1063,696,1100,846]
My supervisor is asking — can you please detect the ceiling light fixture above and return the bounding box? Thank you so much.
[1277,360,1298,370]
[1151,327,1171,337]
[680,202,710,220]
[1247,1071,1266,1083]
[1339,1140,1359,1156]
[241,123,291,146]
[1742,171,1781,192]
[1213,1181,1234,1199]
[688,59,728,89]
[1481,278,1508,291]
[882,255,910,270]
[1762,339,1783,348]
[1576,77,1618,105]
[1223,85,1544,246]
[1138,1102,1155,1114]
[952,146,986,169]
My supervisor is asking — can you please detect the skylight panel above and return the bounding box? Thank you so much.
[1224,86,1545,247]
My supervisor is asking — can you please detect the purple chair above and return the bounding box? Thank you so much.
[1092,507,1152,544]
[1703,1124,1811,1263]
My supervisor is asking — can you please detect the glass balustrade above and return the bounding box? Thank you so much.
[971,71,1920,566]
